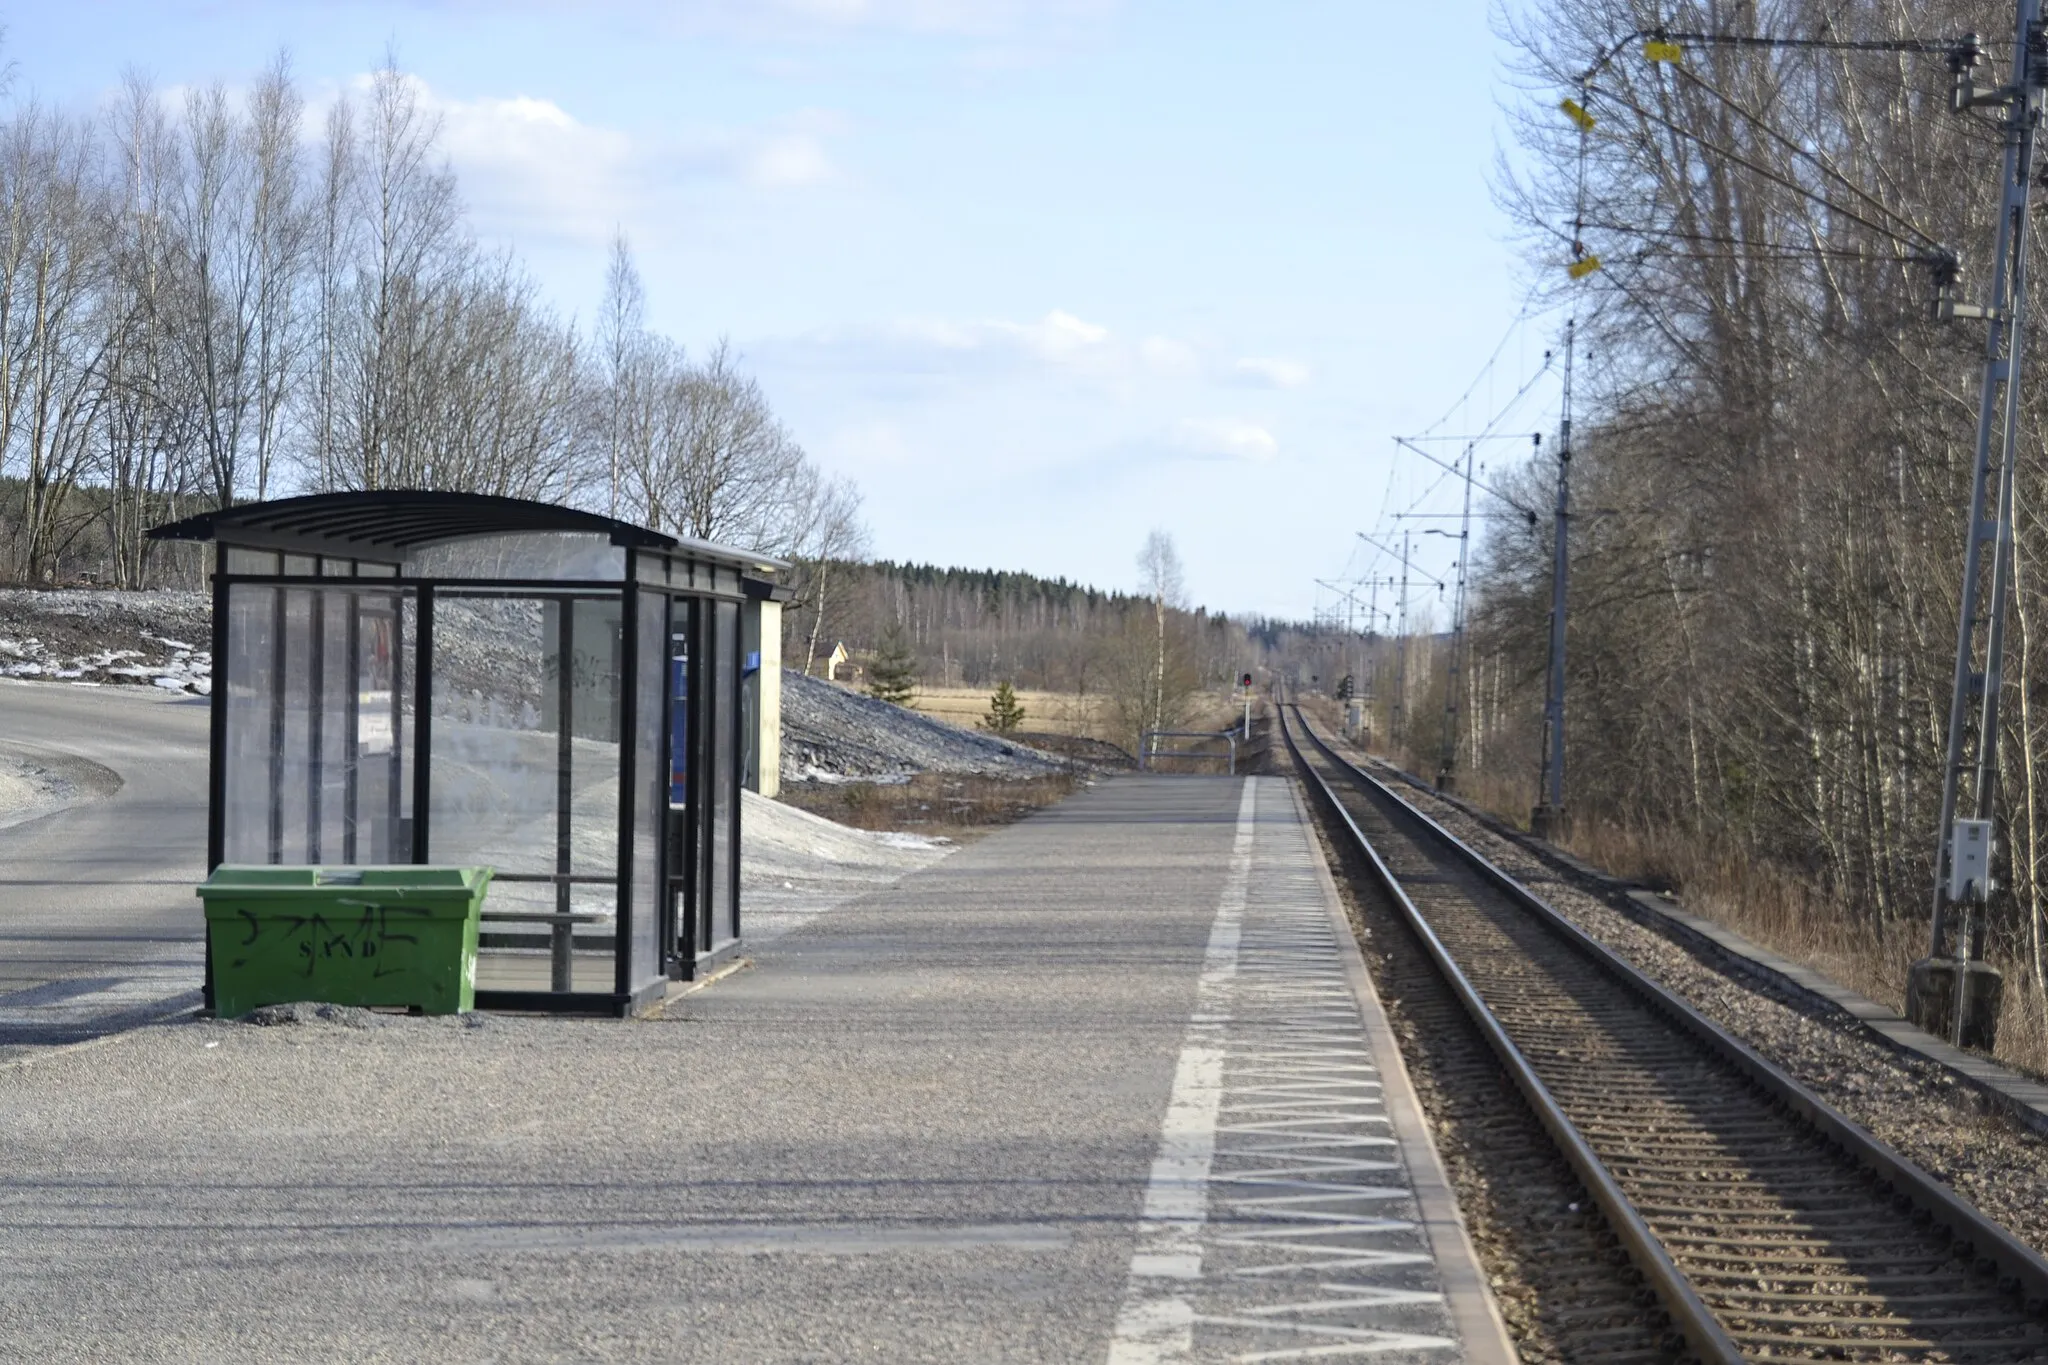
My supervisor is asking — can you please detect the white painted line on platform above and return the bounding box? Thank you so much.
[1108,777,1475,1362]
[1107,777,1258,1364]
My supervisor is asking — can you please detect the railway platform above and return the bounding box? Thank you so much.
[0,774,1512,1363]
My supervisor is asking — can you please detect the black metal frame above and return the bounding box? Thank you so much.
[661,597,746,979]
[155,492,781,1018]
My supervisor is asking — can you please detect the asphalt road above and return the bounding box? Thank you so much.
[0,679,209,1051]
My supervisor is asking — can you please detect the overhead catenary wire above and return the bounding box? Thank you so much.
[1581,80,1946,259]
[1661,58,1946,252]
[1415,286,1549,438]
[1577,27,1987,84]
[1576,218,1931,264]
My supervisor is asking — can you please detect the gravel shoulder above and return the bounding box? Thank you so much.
[0,751,68,828]
[1302,714,2048,1262]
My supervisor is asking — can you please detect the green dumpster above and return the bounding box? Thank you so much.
[197,866,492,1018]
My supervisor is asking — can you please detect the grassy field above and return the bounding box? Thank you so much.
[904,686,1243,738]
[904,686,1109,737]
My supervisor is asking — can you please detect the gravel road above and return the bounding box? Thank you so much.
[0,751,73,829]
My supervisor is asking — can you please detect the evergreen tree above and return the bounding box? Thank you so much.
[983,680,1026,734]
[866,623,918,705]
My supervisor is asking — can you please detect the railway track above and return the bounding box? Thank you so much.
[1280,701,2048,1363]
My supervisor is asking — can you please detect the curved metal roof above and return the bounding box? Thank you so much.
[149,490,784,571]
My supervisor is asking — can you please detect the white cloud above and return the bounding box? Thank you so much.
[995,309,1112,361]
[427,90,635,243]
[825,419,916,470]
[323,74,848,248]
[739,108,850,188]
[627,0,1116,39]
[873,309,1118,374]
[1175,418,1279,463]
[1232,356,1312,389]
[746,131,836,187]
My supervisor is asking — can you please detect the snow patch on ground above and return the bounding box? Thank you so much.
[0,752,72,830]
[740,788,955,943]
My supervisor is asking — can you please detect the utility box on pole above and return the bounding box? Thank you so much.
[1947,818,1992,903]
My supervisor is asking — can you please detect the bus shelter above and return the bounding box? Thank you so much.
[150,491,783,1016]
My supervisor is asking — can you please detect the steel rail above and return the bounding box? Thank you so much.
[1278,701,1739,1362]
[1279,699,2048,1359]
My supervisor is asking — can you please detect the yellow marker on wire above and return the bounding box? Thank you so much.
[1644,39,1683,63]
[1568,255,1603,280]
[1560,97,1596,132]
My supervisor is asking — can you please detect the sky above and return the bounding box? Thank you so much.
[3,0,1568,621]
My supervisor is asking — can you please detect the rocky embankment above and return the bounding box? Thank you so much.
[780,670,1063,781]
[0,590,211,693]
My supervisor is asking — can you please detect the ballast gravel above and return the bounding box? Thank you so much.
[1337,738,2048,1260]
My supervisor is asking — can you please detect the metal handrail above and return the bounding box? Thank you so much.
[1139,729,1237,775]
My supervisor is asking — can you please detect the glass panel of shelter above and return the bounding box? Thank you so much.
[709,598,740,953]
[662,595,738,969]
[628,590,668,993]
[663,596,738,971]
[220,582,414,867]
[428,592,623,995]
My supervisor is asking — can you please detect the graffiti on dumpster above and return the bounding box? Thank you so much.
[229,904,428,979]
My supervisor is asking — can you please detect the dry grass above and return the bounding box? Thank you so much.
[778,771,1081,841]
[907,686,1249,749]
[905,687,1107,738]
[1558,818,2048,1079]
[1287,689,2048,1076]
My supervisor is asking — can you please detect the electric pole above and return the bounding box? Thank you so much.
[1435,443,1477,792]
[1399,531,1415,748]
[1915,14,2043,1046]
[1533,322,1573,841]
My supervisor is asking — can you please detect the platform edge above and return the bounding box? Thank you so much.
[1285,775,1520,1365]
